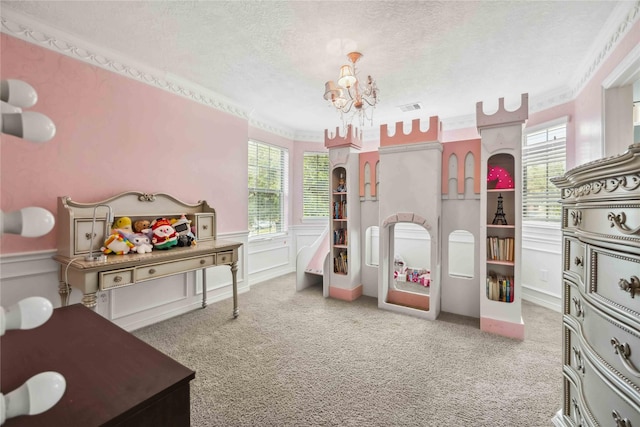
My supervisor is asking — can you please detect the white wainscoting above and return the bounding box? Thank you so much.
[247,231,296,286]
[521,223,562,313]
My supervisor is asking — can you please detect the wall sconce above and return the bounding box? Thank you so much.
[0,79,56,143]
[0,371,66,425]
[85,204,114,262]
[0,207,55,238]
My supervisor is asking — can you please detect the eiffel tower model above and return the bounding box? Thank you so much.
[492,193,508,225]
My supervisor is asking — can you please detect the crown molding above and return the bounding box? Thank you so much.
[0,9,300,141]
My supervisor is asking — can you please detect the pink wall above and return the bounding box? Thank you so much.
[1,34,251,254]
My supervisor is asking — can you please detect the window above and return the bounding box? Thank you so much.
[522,121,566,222]
[303,153,329,218]
[248,140,288,236]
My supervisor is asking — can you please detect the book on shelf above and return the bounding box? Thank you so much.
[486,236,515,262]
[333,228,347,245]
[486,271,514,302]
[333,200,347,219]
[333,250,348,274]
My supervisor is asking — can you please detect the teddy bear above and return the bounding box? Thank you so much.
[133,219,153,239]
[172,215,197,247]
[101,231,135,255]
[129,233,153,254]
[150,218,178,250]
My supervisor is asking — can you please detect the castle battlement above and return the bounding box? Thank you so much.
[324,124,363,149]
[380,116,441,147]
[476,93,528,130]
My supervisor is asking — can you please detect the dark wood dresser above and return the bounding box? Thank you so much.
[1,304,195,426]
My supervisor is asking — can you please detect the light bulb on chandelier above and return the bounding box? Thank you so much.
[323,51,379,130]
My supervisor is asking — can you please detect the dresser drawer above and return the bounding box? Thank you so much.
[589,246,640,322]
[579,202,640,243]
[562,206,582,233]
[195,214,215,241]
[564,237,586,285]
[581,350,640,427]
[566,327,587,376]
[582,303,640,392]
[136,255,215,282]
[100,269,135,290]
[216,250,234,265]
[565,280,586,321]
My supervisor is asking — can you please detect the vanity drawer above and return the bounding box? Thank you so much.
[195,214,215,241]
[564,237,585,285]
[74,219,108,255]
[589,246,640,320]
[100,269,134,290]
[136,255,215,282]
[216,251,234,265]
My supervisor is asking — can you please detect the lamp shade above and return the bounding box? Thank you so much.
[0,79,38,109]
[323,81,341,100]
[338,65,356,88]
[0,207,56,237]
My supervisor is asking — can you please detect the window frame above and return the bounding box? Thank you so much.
[302,152,330,220]
[522,117,568,224]
[247,139,289,239]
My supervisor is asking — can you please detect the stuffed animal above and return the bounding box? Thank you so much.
[172,215,197,247]
[133,219,153,239]
[101,231,135,255]
[150,218,178,250]
[112,216,133,234]
[129,233,153,254]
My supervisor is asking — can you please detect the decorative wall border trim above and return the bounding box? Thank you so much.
[0,9,299,142]
[0,249,57,279]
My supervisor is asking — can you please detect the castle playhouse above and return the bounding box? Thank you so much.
[297,94,528,339]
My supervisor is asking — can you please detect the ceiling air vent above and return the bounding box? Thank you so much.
[399,102,422,112]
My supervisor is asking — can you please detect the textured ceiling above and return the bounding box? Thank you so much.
[0,1,635,137]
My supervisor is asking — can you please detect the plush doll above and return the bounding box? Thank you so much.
[150,218,178,250]
[133,219,153,239]
[101,231,135,255]
[112,216,133,234]
[172,215,197,247]
[129,233,153,254]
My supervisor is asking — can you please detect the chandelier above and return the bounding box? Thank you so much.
[323,51,379,129]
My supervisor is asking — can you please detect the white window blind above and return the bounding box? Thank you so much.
[522,122,566,222]
[248,140,288,236]
[303,153,329,218]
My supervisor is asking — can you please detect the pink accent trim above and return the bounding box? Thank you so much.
[480,316,525,340]
[324,124,363,149]
[329,285,363,301]
[387,289,429,311]
[441,139,481,194]
[380,116,440,147]
[476,93,528,129]
[359,151,379,197]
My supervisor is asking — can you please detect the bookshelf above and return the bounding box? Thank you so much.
[476,94,527,340]
[332,167,348,275]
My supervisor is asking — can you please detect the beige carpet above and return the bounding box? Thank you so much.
[134,273,562,427]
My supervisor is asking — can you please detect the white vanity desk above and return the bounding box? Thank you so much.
[52,191,242,318]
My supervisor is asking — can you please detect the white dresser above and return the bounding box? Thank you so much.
[551,143,640,427]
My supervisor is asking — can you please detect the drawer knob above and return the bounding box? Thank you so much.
[85,232,96,240]
[572,297,584,318]
[570,210,582,226]
[610,337,640,378]
[612,410,633,427]
[202,224,208,230]
[618,275,640,299]
[113,276,122,283]
[571,346,585,374]
[200,259,206,265]
[149,268,156,275]
[574,256,583,267]
[608,211,640,235]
